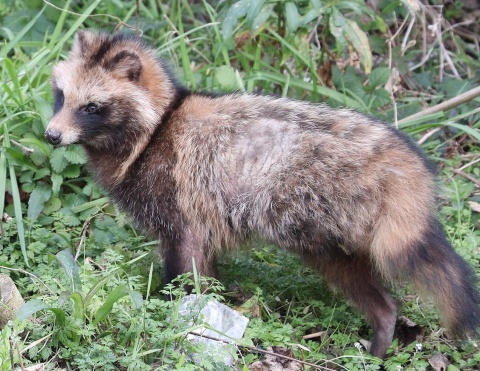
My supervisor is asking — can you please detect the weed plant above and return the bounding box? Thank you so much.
[0,0,479,370]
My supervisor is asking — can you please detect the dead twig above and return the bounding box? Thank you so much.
[457,157,480,172]
[397,85,480,125]
[74,218,92,261]
[0,136,34,154]
[0,266,54,295]
[43,0,141,33]
[453,169,480,187]
[417,127,442,145]
[188,330,342,370]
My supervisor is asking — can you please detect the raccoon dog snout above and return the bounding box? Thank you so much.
[45,128,62,145]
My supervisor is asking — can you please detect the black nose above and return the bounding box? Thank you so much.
[45,128,62,145]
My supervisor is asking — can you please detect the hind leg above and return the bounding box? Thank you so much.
[303,251,398,358]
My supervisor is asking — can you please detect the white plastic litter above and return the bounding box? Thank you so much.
[179,294,249,366]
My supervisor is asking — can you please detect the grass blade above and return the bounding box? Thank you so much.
[247,70,362,107]
[176,1,196,89]
[0,151,6,235]
[2,7,45,55]
[9,162,28,267]
[93,285,130,325]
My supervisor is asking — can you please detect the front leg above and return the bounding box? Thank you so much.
[161,226,217,287]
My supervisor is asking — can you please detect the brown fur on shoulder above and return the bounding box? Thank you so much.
[45,30,480,359]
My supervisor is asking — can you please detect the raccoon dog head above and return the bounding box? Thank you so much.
[45,30,175,150]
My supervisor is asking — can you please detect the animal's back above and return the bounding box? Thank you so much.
[170,94,435,256]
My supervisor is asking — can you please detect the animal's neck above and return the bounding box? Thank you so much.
[83,129,153,191]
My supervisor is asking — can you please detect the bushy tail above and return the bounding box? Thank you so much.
[374,217,480,338]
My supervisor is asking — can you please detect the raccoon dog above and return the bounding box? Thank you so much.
[45,30,480,358]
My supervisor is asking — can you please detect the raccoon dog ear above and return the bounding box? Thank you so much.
[105,51,142,82]
[73,30,93,56]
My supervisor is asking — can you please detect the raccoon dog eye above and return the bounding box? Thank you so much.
[83,103,100,114]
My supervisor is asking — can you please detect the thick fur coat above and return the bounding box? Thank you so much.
[45,30,480,358]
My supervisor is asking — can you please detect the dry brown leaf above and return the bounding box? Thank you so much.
[249,347,303,371]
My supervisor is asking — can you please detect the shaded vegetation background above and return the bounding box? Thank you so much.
[0,0,479,370]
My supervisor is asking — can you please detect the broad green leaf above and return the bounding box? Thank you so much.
[285,2,301,32]
[329,8,346,42]
[27,181,52,219]
[48,308,67,327]
[51,172,63,194]
[93,229,114,244]
[62,193,89,208]
[370,88,391,109]
[250,4,274,35]
[94,214,116,229]
[32,95,53,124]
[221,0,249,41]
[62,164,81,179]
[375,15,387,33]
[82,182,103,199]
[176,354,186,369]
[64,145,87,164]
[43,196,62,215]
[50,147,68,173]
[22,183,35,194]
[338,0,375,17]
[84,267,121,308]
[94,285,130,325]
[344,19,372,74]
[310,0,321,10]
[21,136,52,157]
[29,149,48,167]
[439,77,475,99]
[17,299,49,320]
[446,365,461,371]
[303,7,324,25]
[33,168,50,181]
[246,0,266,28]
[368,67,391,89]
[69,292,84,322]
[130,291,144,310]
[4,147,32,169]
[56,248,82,292]
[215,65,238,90]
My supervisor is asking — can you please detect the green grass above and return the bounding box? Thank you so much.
[0,0,479,370]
